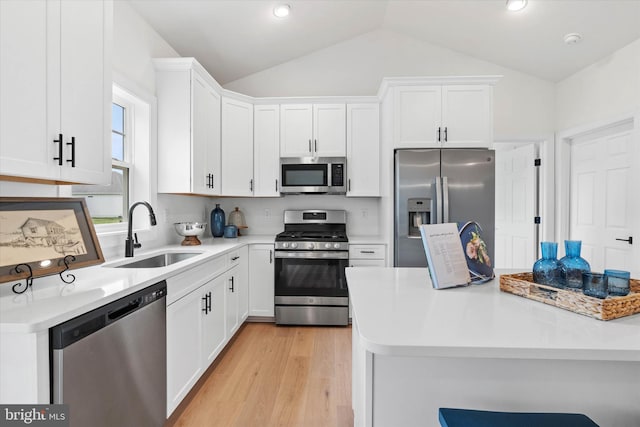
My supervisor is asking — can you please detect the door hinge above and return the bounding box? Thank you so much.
[534,216,541,224]
[534,158,541,167]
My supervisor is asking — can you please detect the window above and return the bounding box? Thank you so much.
[72,99,133,224]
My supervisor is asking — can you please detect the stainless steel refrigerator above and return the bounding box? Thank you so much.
[394,148,495,267]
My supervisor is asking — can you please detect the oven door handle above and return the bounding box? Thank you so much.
[274,251,349,260]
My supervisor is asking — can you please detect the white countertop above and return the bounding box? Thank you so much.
[0,236,274,334]
[346,267,640,362]
[347,236,387,245]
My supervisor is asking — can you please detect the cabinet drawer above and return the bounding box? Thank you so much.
[349,245,385,260]
[167,256,227,305]
[227,247,245,267]
[349,259,385,267]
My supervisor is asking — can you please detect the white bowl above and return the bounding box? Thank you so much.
[174,222,207,237]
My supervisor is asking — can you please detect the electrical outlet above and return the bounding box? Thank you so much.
[361,209,368,218]
[264,209,271,218]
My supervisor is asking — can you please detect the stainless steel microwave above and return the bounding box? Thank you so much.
[280,157,346,194]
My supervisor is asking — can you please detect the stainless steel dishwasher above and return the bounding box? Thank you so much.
[50,281,167,427]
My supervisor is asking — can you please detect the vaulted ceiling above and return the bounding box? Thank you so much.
[128,0,640,84]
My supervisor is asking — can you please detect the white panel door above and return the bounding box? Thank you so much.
[253,105,280,197]
[58,0,111,184]
[221,97,254,196]
[393,86,441,147]
[570,130,634,272]
[0,0,59,181]
[494,144,536,269]
[201,275,226,368]
[441,85,492,148]
[192,72,221,195]
[347,104,380,197]
[248,244,275,317]
[313,104,346,157]
[280,104,312,157]
[225,267,239,337]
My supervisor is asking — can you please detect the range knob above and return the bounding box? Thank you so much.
[282,242,289,248]
[324,243,332,249]
[333,243,341,249]
[307,242,315,250]
[290,242,298,249]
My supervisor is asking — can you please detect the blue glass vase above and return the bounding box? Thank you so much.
[210,204,225,237]
[559,240,590,289]
[533,242,560,287]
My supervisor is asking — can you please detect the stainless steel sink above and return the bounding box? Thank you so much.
[113,252,201,268]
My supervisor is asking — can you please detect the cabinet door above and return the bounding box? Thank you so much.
[201,275,226,368]
[167,290,203,416]
[221,97,254,196]
[347,104,380,197]
[225,267,239,337]
[441,85,492,148]
[58,0,111,184]
[253,105,280,197]
[0,0,60,181]
[280,104,313,157]
[236,246,249,322]
[313,104,346,157]
[192,71,221,195]
[394,86,442,148]
[249,245,275,317]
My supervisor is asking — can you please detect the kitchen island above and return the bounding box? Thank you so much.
[346,267,640,427]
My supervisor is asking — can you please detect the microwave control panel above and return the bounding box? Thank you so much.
[331,164,344,186]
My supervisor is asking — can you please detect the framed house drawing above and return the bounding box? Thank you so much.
[0,198,104,284]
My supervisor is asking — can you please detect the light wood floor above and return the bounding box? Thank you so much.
[171,323,354,427]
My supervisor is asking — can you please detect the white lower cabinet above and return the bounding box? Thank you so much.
[166,248,248,417]
[349,244,386,319]
[248,244,275,317]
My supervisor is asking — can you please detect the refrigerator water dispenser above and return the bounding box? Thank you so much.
[408,198,430,237]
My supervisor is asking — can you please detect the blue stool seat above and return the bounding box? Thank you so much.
[439,408,600,427]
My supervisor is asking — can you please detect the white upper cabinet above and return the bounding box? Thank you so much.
[393,83,493,148]
[221,96,254,196]
[280,104,346,157]
[253,105,280,197]
[347,104,380,197]
[155,58,221,195]
[313,104,347,157]
[0,0,112,184]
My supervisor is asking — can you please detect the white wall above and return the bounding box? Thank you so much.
[556,38,640,131]
[225,29,556,141]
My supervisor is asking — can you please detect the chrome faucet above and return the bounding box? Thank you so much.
[125,201,157,257]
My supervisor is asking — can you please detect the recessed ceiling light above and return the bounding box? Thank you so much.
[563,33,583,45]
[273,4,291,18]
[506,0,528,12]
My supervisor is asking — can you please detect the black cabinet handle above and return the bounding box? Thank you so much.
[444,127,448,142]
[275,179,278,192]
[53,134,63,165]
[348,179,351,192]
[208,292,212,312]
[308,139,312,153]
[231,256,240,261]
[360,250,375,254]
[437,127,441,142]
[250,179,253,192]
[229,276,235,292]
[202,295,208,314]
[66,136,75,167]
[615,236,633,245]
[314,139,317,154]
[269,250,273,264]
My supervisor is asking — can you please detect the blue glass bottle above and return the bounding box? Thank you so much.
[533,242,560,287]
[210,204,225,237]
[559,240,590,289]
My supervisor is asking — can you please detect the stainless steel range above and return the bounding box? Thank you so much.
[274,210,349,326]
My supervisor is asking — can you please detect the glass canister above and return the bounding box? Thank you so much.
[210,204,225,237]
[533,241,560,287]
[227,207,247,235]
[558,240,591,289]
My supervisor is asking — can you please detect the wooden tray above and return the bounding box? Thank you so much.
[500,272,640,321]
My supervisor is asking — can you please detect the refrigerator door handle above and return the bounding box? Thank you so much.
[442,176,450,223]
[434,176,442,224]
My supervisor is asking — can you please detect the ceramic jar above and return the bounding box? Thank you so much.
[559,240,590,289]
[533,241,560,287]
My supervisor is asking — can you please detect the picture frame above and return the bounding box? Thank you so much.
[0,197,104,284]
